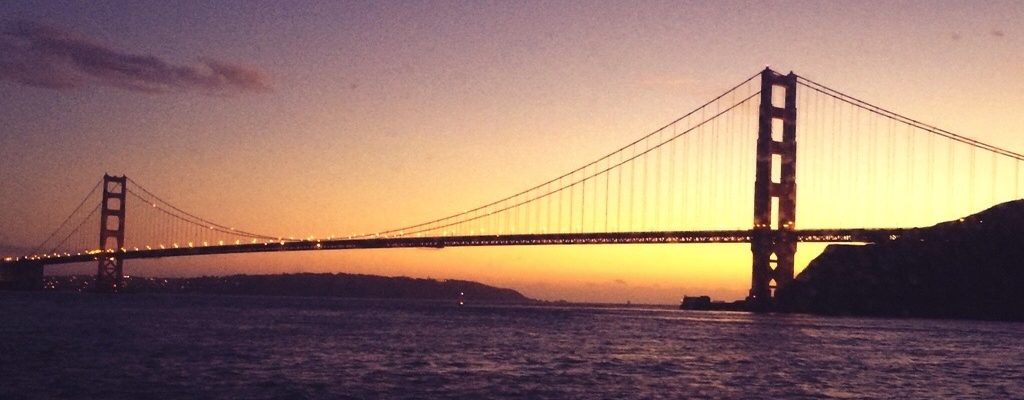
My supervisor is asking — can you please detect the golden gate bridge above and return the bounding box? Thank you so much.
[4,68,1022,308]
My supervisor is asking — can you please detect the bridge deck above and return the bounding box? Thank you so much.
[4,228,911,266]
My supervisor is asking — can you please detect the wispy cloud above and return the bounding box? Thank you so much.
[0,20,270,94]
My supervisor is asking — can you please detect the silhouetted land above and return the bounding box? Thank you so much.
[42,273,534,303]
[678,295,749,311]
[777,199,1024,321]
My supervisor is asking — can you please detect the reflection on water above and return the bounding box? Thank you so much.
[1,292,1022,399]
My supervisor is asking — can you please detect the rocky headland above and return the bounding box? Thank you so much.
[777,200,1024,321]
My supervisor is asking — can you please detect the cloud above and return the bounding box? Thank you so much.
[950,32,961,41]
[613,279,626,285]
[991,29,1005,38]
[0,20,270,94]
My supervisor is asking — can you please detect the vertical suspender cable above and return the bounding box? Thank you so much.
[617,152,622,231]
[605,158,610,232]
[669,124,676,228]
[969,146,975,212]
[927,133,935,222]
[654,130,661,231]
[991,152,998,206]
[642,138,648,230]
[907,124,915,224]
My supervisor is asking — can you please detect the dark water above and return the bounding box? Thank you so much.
[2,292,1022,399]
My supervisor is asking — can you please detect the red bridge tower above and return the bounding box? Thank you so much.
[96,174,127,292]
[749,68,798,308]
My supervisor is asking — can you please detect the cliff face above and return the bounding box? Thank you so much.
[776,200,1024,321]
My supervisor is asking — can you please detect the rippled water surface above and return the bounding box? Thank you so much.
[2,292,1022,399]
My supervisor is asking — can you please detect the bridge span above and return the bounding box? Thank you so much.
[4,66,1024,307]
[6,228,910,267]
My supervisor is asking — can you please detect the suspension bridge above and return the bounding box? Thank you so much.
[3,67,1022,307]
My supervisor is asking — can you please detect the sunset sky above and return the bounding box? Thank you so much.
[2,1,1023,303]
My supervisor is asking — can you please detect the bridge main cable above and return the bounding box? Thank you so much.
[125,177,279,241]
[795,75,1024,161]
[394,91,761,238]
[365,70,765,238]
[29,178,102,256]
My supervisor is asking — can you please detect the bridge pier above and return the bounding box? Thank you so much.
[748,68,798,309]
[0,261,44,290]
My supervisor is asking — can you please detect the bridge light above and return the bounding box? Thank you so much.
[218,241,224,246]
[188,242,193,247]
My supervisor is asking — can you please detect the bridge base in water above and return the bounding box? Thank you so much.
[0,261,44,291]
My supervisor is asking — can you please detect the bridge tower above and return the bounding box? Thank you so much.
[95,174,127,292]
[749,68,797,308]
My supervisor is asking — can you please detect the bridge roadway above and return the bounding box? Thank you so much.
[4,228,913,266]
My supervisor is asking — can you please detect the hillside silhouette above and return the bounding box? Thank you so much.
[44,273,533,303]
[777,200,1024,320]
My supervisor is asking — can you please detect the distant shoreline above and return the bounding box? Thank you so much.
[38,272,535,304]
